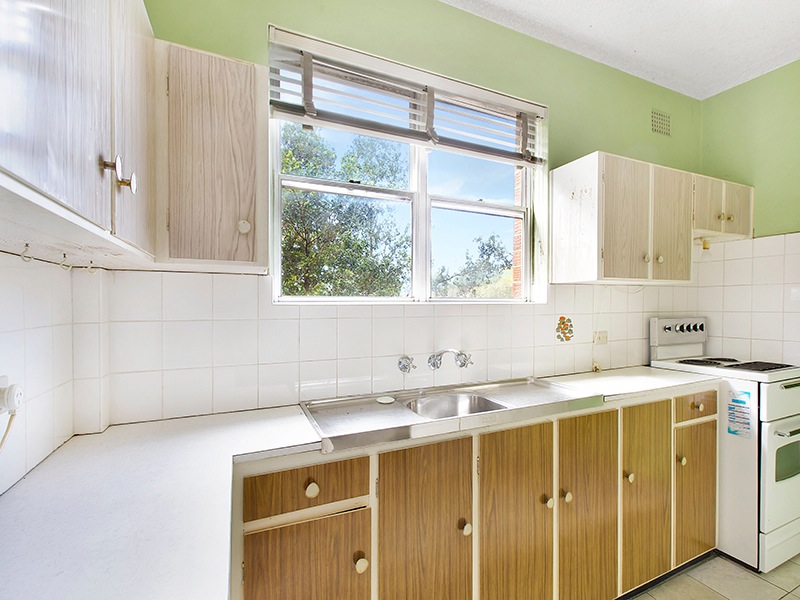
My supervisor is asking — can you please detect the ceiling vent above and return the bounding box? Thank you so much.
[651,110,671,136]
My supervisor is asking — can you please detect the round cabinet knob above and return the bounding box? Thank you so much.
[460,522,473,536]
[304,481,320,499]
[545,497,555,509]
[692,402,705,412]
[657,255,664,264]
[679,456,687,467]
[354,557,369,574]
[626,472,635,484]
[119,171,138,195]
[563,491,574,503]
[727,214,736,222]
[237,220,252,234]
[643,254,652,263]
[718,212,726,221]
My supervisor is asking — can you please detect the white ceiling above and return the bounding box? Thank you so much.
[441,0,800,99]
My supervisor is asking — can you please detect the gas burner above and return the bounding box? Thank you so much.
[706,357,740,362]
[678,359,723,366]
[722,361,794,372]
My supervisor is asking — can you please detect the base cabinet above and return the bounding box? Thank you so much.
[621,400,672,593]
[559,410,618,600]
[479,422,553,600]
[244,508,371,600]
[379,438,472,600]
[675,419,718,565]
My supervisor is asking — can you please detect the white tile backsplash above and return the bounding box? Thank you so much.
[110,271,162,321]
[163,368,213,418]
[212,320,258,367]
[213,365,258,413]
[163,272,212,321]
[162,321,211,370]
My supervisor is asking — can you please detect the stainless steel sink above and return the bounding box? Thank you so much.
[405,393,505,419]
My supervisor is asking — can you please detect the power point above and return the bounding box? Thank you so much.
[1,384,23,414]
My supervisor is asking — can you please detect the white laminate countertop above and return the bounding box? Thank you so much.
[0,406,320,600]
[543,366,719,400]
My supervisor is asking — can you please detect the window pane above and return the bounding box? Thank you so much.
[281,189,412,297]
[428,150,521,206]
[430,208,523,299]
[279,121,410,190]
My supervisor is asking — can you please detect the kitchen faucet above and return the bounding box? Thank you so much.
[427,349,473,370]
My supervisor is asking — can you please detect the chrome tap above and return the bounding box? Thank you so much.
[427,349,473,370]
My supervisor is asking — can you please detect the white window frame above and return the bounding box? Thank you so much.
[268,28,548,303]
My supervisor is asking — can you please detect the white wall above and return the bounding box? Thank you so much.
[0,253,73,494]
[695,232,800,364]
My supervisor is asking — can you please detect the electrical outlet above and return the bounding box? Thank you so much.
[594,330,609,345]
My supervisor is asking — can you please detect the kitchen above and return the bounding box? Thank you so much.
[1,0,799,599]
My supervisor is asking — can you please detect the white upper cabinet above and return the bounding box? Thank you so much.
[693,174,753,240]
[550,152,693,284]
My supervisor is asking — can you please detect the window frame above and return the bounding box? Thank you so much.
[268,29,548,304]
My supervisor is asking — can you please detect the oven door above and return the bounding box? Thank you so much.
[761,413,800,533]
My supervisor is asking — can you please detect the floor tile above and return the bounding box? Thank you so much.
[757,558,800,592]
[647,573,726,600]
[687,556,785,600]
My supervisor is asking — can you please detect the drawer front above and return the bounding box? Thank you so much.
[244,457,370,521]
[675,391,717,423]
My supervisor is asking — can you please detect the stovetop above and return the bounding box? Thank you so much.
[652,356,800,383]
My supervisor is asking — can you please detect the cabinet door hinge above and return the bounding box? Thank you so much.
[601,248,604,260]
[166,208,170,231]
[166,74,170,96]
[241,561,245,584]
[476,456,480,476]
[375,478,379,498]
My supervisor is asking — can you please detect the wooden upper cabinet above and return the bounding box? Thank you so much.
[652,166,693,281]
[693,174,753,240]
[621,400,672,593]
[558,410,618,600]
[112,0,155,253]
[244,508,371,600]
[675,420,718,566]
[479,423,553,600]
[166,44,257,262]
[602,154,651,280]
[379,438,472,600]
[0,0,112,228]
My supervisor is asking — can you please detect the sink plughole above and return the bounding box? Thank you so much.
[405,393,505,420]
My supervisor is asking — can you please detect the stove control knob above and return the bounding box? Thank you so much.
[678,324,686,332]
[692,323,699,332]
[699,323,705,331]
[664,325,672,332]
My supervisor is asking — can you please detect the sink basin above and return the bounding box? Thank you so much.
[405,393,504,419]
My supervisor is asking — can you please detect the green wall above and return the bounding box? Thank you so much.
[701,61,800,237]
[143,0,702,172]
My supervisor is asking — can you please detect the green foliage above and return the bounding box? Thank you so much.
[431,234,513,298]
[280,123,411,297]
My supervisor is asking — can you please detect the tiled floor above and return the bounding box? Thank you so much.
[632,553,800,600]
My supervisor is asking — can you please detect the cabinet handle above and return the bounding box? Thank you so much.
[679,456,687,467]
[691,401,705,412]
[101,155,123,180]
[625,472,635,484]
[643,254,652,263]
[545,497,555,509]
[460,522,473,536]
[562,491,574,503]
[657,255,664,264]
[727,214,735,222]
[718,212,726,221]
[118,171,138,195]
[354,557,369,574]
[237,220,252,234]
[304,481,320,499]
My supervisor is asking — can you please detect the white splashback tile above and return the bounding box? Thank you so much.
[258,319,299,364]
[22,261,53,329]
[53,382,73,446]
[109,322,163,373]
[372,318,404,358]
[299,360,337,401]
[24,327,53,399]
[162,321,210,370]
[163,368,213,418]
[724,258,753,286]
[786,284,800,313]
[337,358,372,397]
[0,262,24,333]
[73,324,100,379]
[213,320,258,367]
[753,284,784,313]
[73,378,102,434]
[213,274,258,320]
[461,316,488,352]
[25,391,54,470]
[0,407,26,494]
[110,371,163,424]
[52,324,72,387]
[751,312,783,341]
[339,318,373,359]
[786,233,800,254]
[299,318,337,362]
[750,340,784,363]
[258,363,299,407]
[461,349,487,384]
[213,365,258,413]
[752,256,784,286]
[488,315,513,349]
[372,356,403,393]
[725,239,753,259]
[163,272,212,321]
[109,271,162,321]
[753,235,785,257]
[402,353,434,389]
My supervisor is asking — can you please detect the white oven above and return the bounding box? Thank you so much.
[649,317,800,572]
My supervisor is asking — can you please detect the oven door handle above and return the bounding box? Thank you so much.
[781,380,800,390]
[776,428,800,438]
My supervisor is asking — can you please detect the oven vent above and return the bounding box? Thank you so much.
[651,110,671,136]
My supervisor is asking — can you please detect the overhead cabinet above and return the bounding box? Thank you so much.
[156,41,267,266]
[694,175,754,240]
[550,152,693,283]
[0,0,155,255]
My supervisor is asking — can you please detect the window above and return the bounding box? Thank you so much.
[269,28,548,301]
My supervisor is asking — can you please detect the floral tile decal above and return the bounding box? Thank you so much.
[556,315,573,342]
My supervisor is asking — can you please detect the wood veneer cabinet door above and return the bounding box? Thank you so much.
[652,166,693,281]
[379,437,472,600]
[675,420,717,565]
[694,175,724,233]
[167,45,256,261]
[111,0,155,253]
[724,182,752,237]
[0,0,111,228]
[244,508,371,600]
[480,422,553,600]
[621,400,671,593]
[559,410,618,600]
[602,154,650,280]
